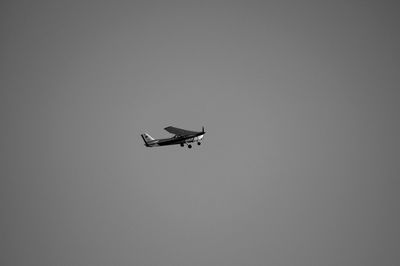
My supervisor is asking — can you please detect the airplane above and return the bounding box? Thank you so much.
[141,126,205,148]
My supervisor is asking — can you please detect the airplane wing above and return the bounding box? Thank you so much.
[164,126,198,136]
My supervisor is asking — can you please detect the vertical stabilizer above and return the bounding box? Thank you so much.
[141,133,156,146]
[142,133,154,142]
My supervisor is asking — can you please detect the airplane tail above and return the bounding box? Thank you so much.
[141,133,155,146]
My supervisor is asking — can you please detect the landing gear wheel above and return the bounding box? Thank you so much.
[197,142,201,145]
[188,144,192,149]
[180,143,184,147]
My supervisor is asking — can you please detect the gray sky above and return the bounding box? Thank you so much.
[1,1,399,265]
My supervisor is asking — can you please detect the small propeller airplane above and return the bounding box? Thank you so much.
[141,126,205,148]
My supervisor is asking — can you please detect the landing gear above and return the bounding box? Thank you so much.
[180,143,184,147]
[197,142,201,145]
[188,144,192,149]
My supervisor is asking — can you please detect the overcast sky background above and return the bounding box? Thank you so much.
[1,1,399,265]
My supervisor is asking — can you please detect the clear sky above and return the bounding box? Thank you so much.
[1,1,399,265]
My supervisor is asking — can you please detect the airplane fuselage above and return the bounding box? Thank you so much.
[141,126,205,148]
[144,132,204,147]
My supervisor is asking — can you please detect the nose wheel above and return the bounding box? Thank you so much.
[188,144,192,149]
[197,142,201,145]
